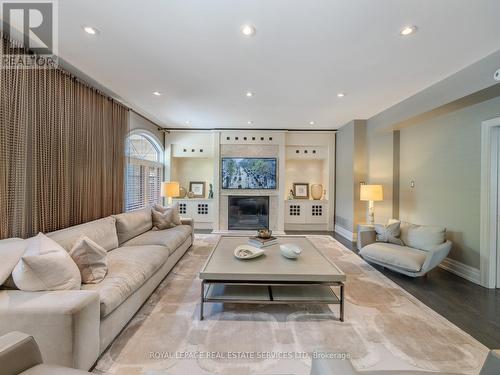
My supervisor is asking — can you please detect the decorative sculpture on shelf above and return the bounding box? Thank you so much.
[208,183,214,199]
[288,189,294,200]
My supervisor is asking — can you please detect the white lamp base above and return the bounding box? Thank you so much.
[368,200,375,224]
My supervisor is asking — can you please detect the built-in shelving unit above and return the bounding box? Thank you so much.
[165,130,335,232]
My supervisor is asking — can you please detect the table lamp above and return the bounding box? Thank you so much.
[161,182,180,205]
[360,184,383,224]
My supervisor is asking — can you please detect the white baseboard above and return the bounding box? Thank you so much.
[439,257,480,285]
[334,225,356,242]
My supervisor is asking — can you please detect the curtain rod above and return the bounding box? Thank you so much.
[164,127,338,132]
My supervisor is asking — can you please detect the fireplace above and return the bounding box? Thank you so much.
[228,196,269,230]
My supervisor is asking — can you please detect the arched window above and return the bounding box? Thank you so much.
[125,132,164,211]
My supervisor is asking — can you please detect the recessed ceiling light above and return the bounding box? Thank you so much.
[309,121,315,125]
[245,91,254,97]
[241,24,256,37]
[400,25,417,36]
[152,91,162,96]
[83,26,99,35]
[247,121,253,125]
[185,121,191,125]
[337,92,346,98]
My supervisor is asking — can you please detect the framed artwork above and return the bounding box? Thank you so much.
[293,183,309,199]
[189,181,206,198]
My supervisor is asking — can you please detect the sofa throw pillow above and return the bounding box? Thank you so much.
[69,236,108,284]
[12,233,81,291]
[153,203,182,226]
[374,220,405,246]
[152,208,177,230]
[0,238,27,286]
[406,225,446,251]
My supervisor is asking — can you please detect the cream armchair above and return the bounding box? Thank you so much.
[0,332,89,375]
[357,223,452,277]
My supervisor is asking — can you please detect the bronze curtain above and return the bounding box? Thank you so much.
[0,35,129,239]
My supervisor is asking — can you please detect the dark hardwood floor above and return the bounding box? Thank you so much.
[195,229,500,349]
[288,230,500,349]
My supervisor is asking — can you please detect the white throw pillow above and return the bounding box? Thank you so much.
[69,236,108,284]
[374,220,404,246]
[406,225,446,251]
[12,233,81,291]
[153,203,182,226]
[0,238,27,285]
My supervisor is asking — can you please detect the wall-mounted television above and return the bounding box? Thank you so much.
[221,158,277,189]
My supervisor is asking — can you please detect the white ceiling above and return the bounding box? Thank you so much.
[57,0,500,129]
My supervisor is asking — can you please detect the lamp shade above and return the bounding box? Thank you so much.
[161,182,180,198]
[360,184,383,201]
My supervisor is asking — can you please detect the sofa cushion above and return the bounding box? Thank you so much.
[153,203,182,226]
[47,217,119,253]
[12,233,81,291]
[374,221,404,246]
[0,238,26,285]
[151,208,176,230]
[122,225,192,255]
[81,245,169,317]
[360,242,427,272]
[112,207,153,245]
[69,236,108,284]
[406,225,446,251]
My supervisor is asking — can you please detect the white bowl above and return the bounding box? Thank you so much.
[280,243,303,259]
[234,245,265,260]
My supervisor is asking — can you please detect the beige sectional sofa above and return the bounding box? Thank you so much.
[0,207,194,370]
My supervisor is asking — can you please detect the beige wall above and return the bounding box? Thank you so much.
[362,95,500,268]
[170,158,214,197]
[285,159,325,199]
[366,127,396,224]
[335,122,355,232]
[335,120,367,233]
[398,96,500,268]
[129,111,164,148]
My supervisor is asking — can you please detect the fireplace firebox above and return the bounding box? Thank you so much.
[228,196,269,230]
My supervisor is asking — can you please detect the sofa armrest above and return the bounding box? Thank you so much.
[0,331,43,375]
[357,226,376,250]
[310,356,358,375]
[181,218,194,242]
[181,217,194,229]
[421,240,452,273]
[0,290,100,370]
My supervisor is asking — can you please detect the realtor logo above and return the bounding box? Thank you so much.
[1,0,57,55]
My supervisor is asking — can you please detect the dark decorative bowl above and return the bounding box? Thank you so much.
[257,228,272,239]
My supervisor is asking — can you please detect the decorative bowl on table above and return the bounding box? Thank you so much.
[234,245,265,260]
[257,228,272,239]
[280,243,303,259]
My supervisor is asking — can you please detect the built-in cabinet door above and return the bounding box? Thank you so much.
[193,201,212,223]
[308,202,328,224]
[285,201,307,224]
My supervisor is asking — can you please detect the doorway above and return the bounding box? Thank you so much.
[480,117,500,288]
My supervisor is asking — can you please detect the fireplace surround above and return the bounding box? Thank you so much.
[228,196,269,230]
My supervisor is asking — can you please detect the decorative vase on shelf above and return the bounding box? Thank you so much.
[179,187,187,198]
[311,184,323,200]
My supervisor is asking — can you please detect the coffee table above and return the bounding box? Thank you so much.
[199,236,346,321]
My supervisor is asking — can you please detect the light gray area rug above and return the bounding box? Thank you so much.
[93,235,488,375]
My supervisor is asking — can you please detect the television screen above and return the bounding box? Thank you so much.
[221,158,277,189]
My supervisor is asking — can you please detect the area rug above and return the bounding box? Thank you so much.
[93,235,489,375]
